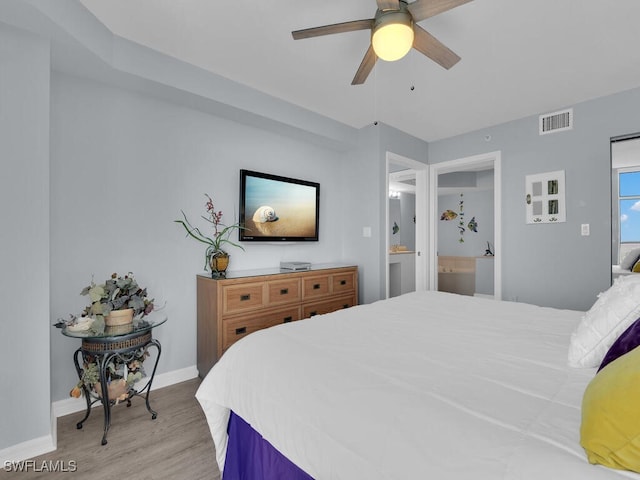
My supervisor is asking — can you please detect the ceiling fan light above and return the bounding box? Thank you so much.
[372,13,414,62]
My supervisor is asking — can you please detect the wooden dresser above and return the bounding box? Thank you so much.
[196,264,358,377]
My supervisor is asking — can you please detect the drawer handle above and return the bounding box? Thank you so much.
[280,288,289,295]
[313,284,321,290]
[309,311,318,317]
[235,327,247,335]
[240,294,251,301]
[340,280,347,286]
[283,316,293,323]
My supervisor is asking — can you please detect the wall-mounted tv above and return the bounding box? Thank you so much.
[239,169,320,242]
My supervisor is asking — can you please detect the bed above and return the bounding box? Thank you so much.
[613,264,638,280]
[196,288,640,479]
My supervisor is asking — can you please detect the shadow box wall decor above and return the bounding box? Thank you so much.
[525,170,566,224]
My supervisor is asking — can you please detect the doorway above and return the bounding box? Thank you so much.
[385,152,428,299]
[429,151,502,300]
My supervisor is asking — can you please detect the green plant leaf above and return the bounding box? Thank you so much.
[88,285,105,303]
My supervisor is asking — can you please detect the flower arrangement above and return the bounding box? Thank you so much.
[175,193,244,272]
[76,272,154,324]
[54,272,154,329]
[70,349,149,402]
[53,272,155,400]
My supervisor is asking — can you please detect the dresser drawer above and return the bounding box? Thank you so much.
[303,295,356,318]
[302,275,330,299]
[332,272,355,293]
[222,283,264,315]
[267,278,301,306]
[260,306,302,328]
[222,306,302,351]
[197,266,358,377]
[222,315,265,351]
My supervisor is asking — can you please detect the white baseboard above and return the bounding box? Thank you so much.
[1,365,199,464]
[149,364,199,392]
[0,434,55,465]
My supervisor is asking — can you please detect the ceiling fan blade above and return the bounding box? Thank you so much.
[377,0,400,11]
[352,45,378,85]
[292,19,373,40]
[412,24,460,69]
[407,0,473,22]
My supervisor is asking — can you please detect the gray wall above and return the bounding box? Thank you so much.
[0,24,51,450]
[47,76,428,405]
[49,72,355,403]
[430,88,640,310]
[342,124,428,304]
[46,80,430,404]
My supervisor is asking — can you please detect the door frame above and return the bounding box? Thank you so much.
[428,151,502,299]
[385,152,428,298]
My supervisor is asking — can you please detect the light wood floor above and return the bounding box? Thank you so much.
[2,378,221,480]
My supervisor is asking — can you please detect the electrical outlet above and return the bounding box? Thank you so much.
[581,224,590,236]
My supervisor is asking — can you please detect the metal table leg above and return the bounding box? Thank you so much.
[71,334,162,445]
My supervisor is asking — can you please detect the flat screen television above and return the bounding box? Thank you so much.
[239,169,320,242]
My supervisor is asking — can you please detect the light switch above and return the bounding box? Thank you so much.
[362,226,372,238]
[581,224,590,236]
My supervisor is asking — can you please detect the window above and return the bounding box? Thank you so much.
[618,169,640,261]
[619,170,640,243]
[612,136,640,266]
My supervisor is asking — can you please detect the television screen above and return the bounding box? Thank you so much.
[239,169,320,242]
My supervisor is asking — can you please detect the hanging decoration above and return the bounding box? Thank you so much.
[467,216,478,233]
[392,221,400,235]
[440,193,481,245]
[440,210,458,221]
[457,194,465,242]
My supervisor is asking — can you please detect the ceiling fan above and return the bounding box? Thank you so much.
[292,0,472,85]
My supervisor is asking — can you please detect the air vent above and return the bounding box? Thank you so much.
[539,108,573,135]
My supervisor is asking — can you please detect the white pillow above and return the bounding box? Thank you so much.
[568,275,640,368]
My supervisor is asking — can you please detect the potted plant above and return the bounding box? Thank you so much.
[81,272,155,327]
[54,272,154,400]
[175,193,244,277]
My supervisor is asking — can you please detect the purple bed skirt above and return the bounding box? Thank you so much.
[223,411,314,480]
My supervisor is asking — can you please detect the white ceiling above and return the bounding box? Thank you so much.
[78,0,640,143]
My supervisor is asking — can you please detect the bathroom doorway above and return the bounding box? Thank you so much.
[385,152,428,298]
[429,151,502,300]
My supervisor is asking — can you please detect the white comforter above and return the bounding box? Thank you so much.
[196,291,640,479]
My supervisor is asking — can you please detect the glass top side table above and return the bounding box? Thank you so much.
[61,312,167,445]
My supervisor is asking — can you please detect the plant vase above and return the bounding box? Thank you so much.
[210,252,230,278]
[95,379,130,403]
[105,323,134,335]
[105,307,134,326]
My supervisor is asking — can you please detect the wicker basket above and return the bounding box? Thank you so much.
[105,308,134,326]
[105,323,134,335]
